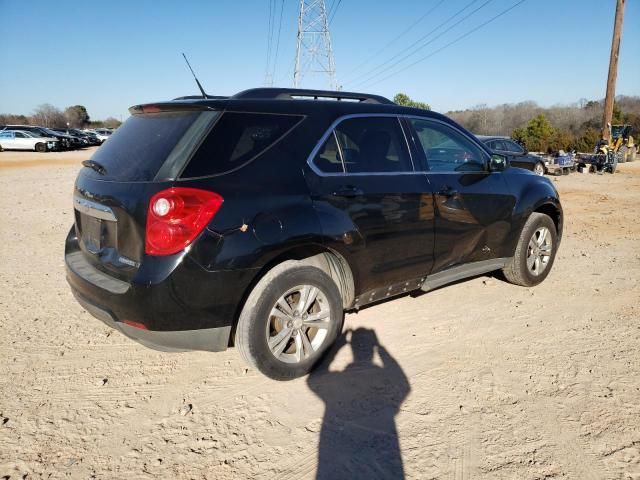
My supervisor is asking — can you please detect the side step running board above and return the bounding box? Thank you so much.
[421,258,508,293]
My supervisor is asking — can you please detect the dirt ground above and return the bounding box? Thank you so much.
[1,148,639,480]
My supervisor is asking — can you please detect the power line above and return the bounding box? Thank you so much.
[329,0,342,24]
[270,0,286,84]
[342,0,446,80]
[264,0,277,86]
[363,0,527,89]
[348,0,493,89]
[343,0,481,85]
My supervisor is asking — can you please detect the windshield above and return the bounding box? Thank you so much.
[611,125,628,138]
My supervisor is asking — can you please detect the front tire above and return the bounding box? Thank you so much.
[35,143,47,153]
[503,212,558,287]
[235,263,344,380]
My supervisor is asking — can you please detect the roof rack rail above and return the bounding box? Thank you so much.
[231,88,394,105]
[172,95,229,100]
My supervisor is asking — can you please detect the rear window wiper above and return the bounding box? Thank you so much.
[82,159,107,175]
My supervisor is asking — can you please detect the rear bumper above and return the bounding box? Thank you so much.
[65,229,259,352]
[72,289,231,352]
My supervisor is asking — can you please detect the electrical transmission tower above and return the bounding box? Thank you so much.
[294,0,338,90]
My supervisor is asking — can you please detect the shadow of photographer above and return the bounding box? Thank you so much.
[307,327,411,479]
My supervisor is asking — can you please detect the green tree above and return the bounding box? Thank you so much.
[611,103,627,124]
[571,127,600,153]
[393,93,430,110]
[64,105,90,128]
[549,129,574,152]
[512,114,556,152]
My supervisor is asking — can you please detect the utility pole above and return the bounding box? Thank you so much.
[294,0,338,90]
[601,0,625,141]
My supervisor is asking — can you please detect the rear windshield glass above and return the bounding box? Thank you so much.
[180,112,303,178]
[88,111,217,181]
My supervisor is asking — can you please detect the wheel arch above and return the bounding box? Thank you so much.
[228,244,355,346]
[533,201,563,240]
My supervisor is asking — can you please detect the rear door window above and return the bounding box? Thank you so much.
[490,139,508,151]
[180,112,303,178]
[333,116,413,173]
[88,111,218,181]
[504,140,524,153]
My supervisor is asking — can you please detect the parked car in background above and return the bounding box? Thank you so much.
[0,130,59,152]
[0,125,77,150]
[66,87,563,380]
[477,135,547,175]
[83,129,111,143]
[42,127,83,149]
[94,128,114,141]
[83,131,102,145]
[51,128,100,147]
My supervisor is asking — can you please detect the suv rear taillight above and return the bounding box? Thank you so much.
[145,187,223,256]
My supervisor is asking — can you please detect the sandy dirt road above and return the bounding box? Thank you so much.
[1,149,639,479]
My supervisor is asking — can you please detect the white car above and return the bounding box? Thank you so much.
[0,130,59,152]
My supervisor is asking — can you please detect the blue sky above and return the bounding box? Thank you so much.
[0,0,638,120]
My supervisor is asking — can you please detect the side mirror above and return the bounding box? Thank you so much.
[489,154,508,172]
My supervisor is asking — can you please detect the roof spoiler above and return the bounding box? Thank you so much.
[128,103,217,115]
[232,88,394,105]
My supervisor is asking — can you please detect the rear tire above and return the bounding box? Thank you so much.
[35,143,47,153]
[502,212,558,287]
[235,263,344,380]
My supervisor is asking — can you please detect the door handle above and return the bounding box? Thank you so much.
[437,186,458,197]
[332,186,364,197]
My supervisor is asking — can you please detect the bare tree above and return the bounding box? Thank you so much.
[30,104,65,128]
[102,117,122,128]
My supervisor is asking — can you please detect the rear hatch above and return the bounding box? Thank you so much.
[72,105,221,281]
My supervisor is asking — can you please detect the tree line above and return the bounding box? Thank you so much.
[0,104,122,129]
[396,93,639,153]
[446,96,640,153]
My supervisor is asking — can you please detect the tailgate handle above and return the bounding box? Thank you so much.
[73,196,117,222]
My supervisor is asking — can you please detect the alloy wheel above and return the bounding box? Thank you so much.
[265,284,331,364]
[526,227,552,276]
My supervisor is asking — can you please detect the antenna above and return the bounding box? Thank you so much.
[294,0,338,90]
[181,53,209,99]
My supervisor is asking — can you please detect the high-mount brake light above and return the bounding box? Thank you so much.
[142,105,162,113]
[145,187,223,256]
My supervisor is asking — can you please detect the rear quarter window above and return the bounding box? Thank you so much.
[180,112,303,178]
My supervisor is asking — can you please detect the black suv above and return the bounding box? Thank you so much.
[65,88,563,380]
